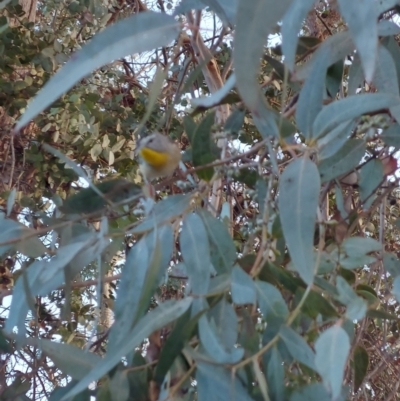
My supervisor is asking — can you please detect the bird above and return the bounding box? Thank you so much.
[137,132,181,181]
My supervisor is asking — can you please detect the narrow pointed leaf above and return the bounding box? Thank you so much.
[318,139,366,183]
[353,345,369,392]
[315,326,350,399]
[180,213,211,295]
[279,326,316,370]
[337,0,378,82]
[196,362,254,401]
[62,298,193,400]
[296,47,329,139]
[198,209,236,273]
[313,93,400,138]
[281,0,318,70]
[234,0,292,138]
[39,340,101,381]
[278,157,320,284]
[131,194,192,234]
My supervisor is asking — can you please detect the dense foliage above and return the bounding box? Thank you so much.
[2,0,400,400]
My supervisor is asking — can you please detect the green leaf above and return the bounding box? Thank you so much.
[336,277,367,321]
[373,44,400,123]
[60,179,142,214]
[278,157,320,284]
[200,0,237,26]
[39,340,101,380]
[299,289,338,319]
[199,299,244,363]
[192,73,236,109]
[192,112,218,181]
[290,383,344,401]
[383,252,400,277]
[183,115,197,143]
[315,326,350,399]
[281,0,318,70]
[318,139,366,183]
[337,0,378,81]
[131,194,192,234]
[313,94,400,139]
[255,280,289,320]
[109,370,130,401]
[359,159,384,205]
[198,209,236,274]
[264,347,285,401]
[381,123,400,149]
[16,12,180,131]
[392,276,400,303]
[353,345,369,392]
[154,308,203,384]
[348,55,364,95]
[180,213,211,295]
[295,31,353,82]
[384,36,400,93]
[49,381,91,401]
[108,227,172,352]
[234,0,291,138]
[296,46,328,140]
[62,298,193,400]
[231,266,256,305]
[326,59,344,98]
[224,108,245,135]
[0,218,47,258]
[342,237,381,258]
[196,362,254,401]
[367,309,399,320]
[5,233,109,335]
[279,326,316,371]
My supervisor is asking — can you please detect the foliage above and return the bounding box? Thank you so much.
[1,0,400,400]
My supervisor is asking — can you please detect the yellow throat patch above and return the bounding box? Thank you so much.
[140,147,169,168]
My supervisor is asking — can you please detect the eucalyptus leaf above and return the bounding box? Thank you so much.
[359,159,384,204]
[342,236,381,258]
[392,276,400,303]
[353,345,369,392]
[318,139,365,183]
[264,347,285,401]
[180,213,211,296]
[191,73,236,109]
[39,340,101,381]
[196,362,254,401]
[348,55,364,95]
[313,94,400,139]
[336,277,367,321]
[231,266,256,305]
[317,121,355,161]
[108,227,172,352]
[131,194,192,234]
[381,123,400,149]
[279,326,316,371]
[337,0,378,82]
[281,0,318,70]
[315,326,350,399]
[255,280,289,320]
[62,298,193,400]
[192,112,218,181]
[234,0,291,138]
[383,252,400,277]
[278,157,320,284]
[296,46,329,140]
[373,44,400,123]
